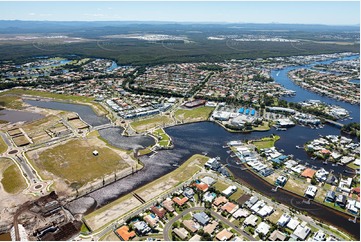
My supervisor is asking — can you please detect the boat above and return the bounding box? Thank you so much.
[311,157,317,160]
[172,164,179,167]
[296,145,301,149]
[323,161,328,165]
[276,71,280,76]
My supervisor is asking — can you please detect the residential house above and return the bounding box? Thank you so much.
[162,199,175,212]
[201,176,216,186]
[115,226,136,241]
[173,196,189,206]
[275,176,287,187]
[222,186,237,197]
[216,229,233,241]
[150,206,166,219]
[257,205,274,217]
[245,196,258,208]
[189,234,201,241]
[232,208,250,219]
[313,230,327,241]
[213,196,229,207]
[324,191,336,203]
[335,194,347,208]
[305,185,318,199]
[277,213,291,227]
[286,218,300,231]
[193,212,210,226]
[183,220,199,233]
[183,187,195,198]
[269,230,287,241]
[292,224,311,240]
[221,202,239,214]
[144,214,159,228]
[203,192,216,203]
[244,214,258,227]
[133,221,151,235]
[173,228,189,240]
[256,222,271,236]
[204,221,219,235]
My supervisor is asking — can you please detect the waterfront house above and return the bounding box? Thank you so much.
[193,212,210,226]
[305,185,318,199]
[335,194,347,208]
[194,182,209,192]
[257,205,274,217]
[313,230,327,241]
[251,200,266,213]
[338,177,353,193]
[324,191,336,203]
[275,175,287,187]
[346,200,360,215]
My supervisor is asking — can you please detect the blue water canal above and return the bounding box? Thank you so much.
[25,54,360,238]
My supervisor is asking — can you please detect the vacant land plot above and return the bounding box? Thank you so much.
[0,158,27,194]
[252,121,271,131]
[130,115,173,132]
[22,115,60,143]
[69,119,89,129]
[0,135,7,154]
[175,106,214,123]
[251,135,280,150]
[28,138,130,187]
[84,154,209,231]
[7,128,22,136]
[283,177,309,196]
[0,94,23,110]
[12,135,30,147]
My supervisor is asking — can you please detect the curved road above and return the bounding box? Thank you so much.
[163,207,254,241]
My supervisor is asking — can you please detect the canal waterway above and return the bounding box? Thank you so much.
[0,109,44,123]
[24,54,360,238]
[272,54,360,124]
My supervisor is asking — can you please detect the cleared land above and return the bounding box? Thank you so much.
[0,135,7,154]
[1,89,107,116]
[251,135,280,150]
[0,158,27,194]
[130,115,173,132]
[252,121,271,131]
[0,94,23,110]
[175,106,214,123]
[27,138,130,187]
[84,154,209,231]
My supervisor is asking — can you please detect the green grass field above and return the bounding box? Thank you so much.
[29,138,130,187]
[0,158,27,194]
[153,128,171,147]
[251,135,280,150]
[175,106,215,123]
[130,115,173,132]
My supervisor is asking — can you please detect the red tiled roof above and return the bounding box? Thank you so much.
[115,226,136,241]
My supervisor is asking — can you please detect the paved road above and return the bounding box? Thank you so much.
[163,207,254,241]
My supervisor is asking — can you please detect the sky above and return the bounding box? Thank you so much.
[0,1,359,25]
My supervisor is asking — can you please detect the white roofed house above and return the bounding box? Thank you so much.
[292,223,311,240]
[286,218,300,231]
[338,177,353,193]
[277,213,291,227]
[304,185,318,199]
[255,222,271,237]
[244,214,258,227]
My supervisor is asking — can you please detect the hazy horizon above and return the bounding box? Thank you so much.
[0,1,359,26]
